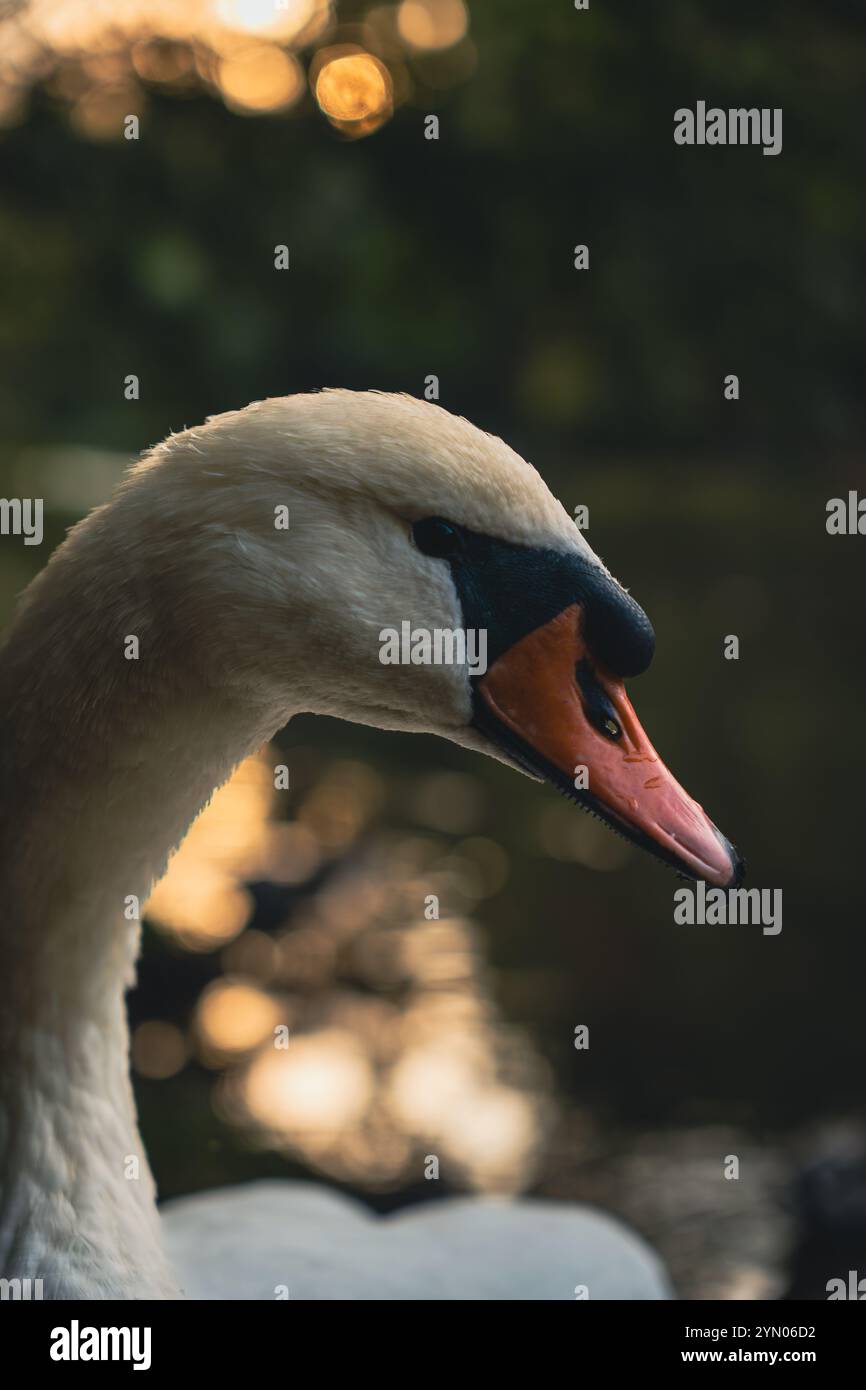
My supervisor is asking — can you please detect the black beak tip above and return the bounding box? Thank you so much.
[714,827,746,889]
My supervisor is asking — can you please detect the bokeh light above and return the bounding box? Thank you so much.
[137,738,545,1194]
[0,0,475,136]
[314,49,392,135]
[145,748,276,949]
[212,0,320,42]
[196,978,282,1060]
[240,1029,375,1135]
[132,1020,189,1079]
[397,0,468,51]
[218,44,303,113]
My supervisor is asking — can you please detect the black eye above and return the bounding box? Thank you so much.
[412,517,462,558]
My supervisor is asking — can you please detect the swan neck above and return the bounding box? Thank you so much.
[0,560,282,1297]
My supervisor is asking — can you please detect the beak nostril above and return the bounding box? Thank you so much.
[575,659,623,741]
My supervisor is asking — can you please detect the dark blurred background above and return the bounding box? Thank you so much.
[1,0,865,1297]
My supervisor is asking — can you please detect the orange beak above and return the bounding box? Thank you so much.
[475,604,742,888]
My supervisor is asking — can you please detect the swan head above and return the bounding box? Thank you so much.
[124,389,741,888]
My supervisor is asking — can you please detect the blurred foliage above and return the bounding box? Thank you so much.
[1,0,865,1211]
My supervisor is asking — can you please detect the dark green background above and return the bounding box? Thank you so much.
[1,0,864,1205]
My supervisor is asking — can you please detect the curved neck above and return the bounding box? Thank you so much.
[0,554,284,1298]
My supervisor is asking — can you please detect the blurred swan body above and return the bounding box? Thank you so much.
[0,391,692,1299]
[164,1184,667,1300]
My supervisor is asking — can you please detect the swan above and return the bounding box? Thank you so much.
[0,389,741,1301]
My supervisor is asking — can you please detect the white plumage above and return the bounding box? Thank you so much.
[0,391,668,1300]
[165,1184,669,1301]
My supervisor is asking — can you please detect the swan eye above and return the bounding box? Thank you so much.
[412,517,462,558]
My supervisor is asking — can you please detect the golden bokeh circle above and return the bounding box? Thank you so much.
[315,51,392,125]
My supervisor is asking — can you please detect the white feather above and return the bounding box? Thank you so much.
[0,392,666,1300]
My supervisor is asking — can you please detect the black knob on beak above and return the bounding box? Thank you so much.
[580,573,655,678]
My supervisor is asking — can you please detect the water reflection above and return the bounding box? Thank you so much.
[140,746,551,1194]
